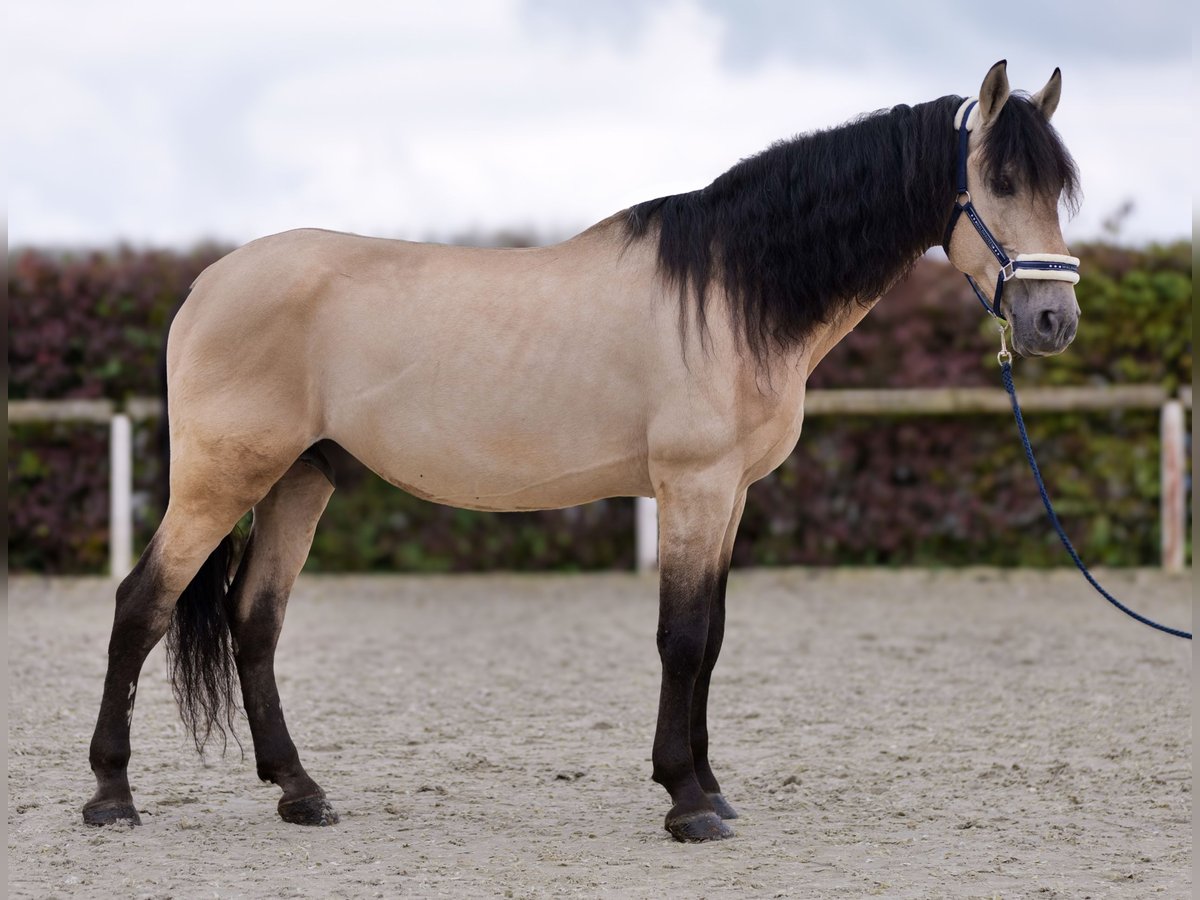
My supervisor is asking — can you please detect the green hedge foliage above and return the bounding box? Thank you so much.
[6,240,1191,573]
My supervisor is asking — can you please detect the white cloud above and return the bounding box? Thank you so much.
[7,0,1191,247]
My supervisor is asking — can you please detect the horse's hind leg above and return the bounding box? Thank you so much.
[227,456,336,825]
[689,490,746,821]
[84,494,256,826]
[651,476,741,842]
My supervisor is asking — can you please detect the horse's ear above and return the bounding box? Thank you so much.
[977,59,1010,124]
[1031,67,1062,121]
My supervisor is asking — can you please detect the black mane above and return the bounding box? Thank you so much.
[624,93,1079,364]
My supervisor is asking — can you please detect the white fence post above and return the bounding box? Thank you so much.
[635,496,659,572]
[1159,400,1185,572]
[109,413,134,579]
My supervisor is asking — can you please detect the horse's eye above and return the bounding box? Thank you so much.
[993,175,1016,197]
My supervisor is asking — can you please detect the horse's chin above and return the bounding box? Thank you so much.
[1013,341,1067,359]
[1011,333,1073,358]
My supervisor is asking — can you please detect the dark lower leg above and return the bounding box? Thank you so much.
[690,566,728,797]
[230,583,332,822]
[236,655,334,824]
[651,567,730,841]
[85,553,170,824]
[690,491,744,821]
[229,461,335,825]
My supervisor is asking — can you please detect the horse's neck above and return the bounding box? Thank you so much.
[795,295,885,380]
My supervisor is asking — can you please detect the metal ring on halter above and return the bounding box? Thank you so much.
[1000,260,1015,281]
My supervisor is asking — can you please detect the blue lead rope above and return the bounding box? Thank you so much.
[1000,360,1191,640]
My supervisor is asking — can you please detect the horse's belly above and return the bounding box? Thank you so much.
[339,427,650,511]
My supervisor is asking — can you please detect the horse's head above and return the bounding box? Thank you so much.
[945,61,1082,357]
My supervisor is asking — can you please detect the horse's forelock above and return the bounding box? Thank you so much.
[980,92,1081,214]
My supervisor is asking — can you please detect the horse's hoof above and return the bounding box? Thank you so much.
[82,801,142,827]
[665,810,734,843]
[707,792,739,820]
[279,794,339,826]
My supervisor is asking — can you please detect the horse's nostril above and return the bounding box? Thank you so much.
[1036,308,1058,338]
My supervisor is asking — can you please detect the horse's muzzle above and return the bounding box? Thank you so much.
[1008,281,1079,357]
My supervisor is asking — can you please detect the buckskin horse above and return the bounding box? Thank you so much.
[84,61,1081,841]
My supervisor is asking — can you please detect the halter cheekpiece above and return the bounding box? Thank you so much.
[942,98,1080,320]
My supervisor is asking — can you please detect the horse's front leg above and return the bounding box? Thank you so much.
[651,479,741,842]
[689,490,746,822]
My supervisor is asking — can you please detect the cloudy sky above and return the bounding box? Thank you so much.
[8,0,1192,248]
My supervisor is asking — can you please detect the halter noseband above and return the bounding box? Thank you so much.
[941,98,1080,320]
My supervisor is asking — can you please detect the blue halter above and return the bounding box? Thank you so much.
[941,99,1080,320]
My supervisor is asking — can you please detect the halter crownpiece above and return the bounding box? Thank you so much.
[953,97,981,132]
[943,98,1080,319]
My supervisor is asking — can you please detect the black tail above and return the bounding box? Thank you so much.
[158,297,244,754]
[165,531,243,754]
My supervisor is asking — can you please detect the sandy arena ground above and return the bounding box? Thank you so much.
[7,569,1192,898]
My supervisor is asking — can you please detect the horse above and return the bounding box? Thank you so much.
[83,60,1081,842]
